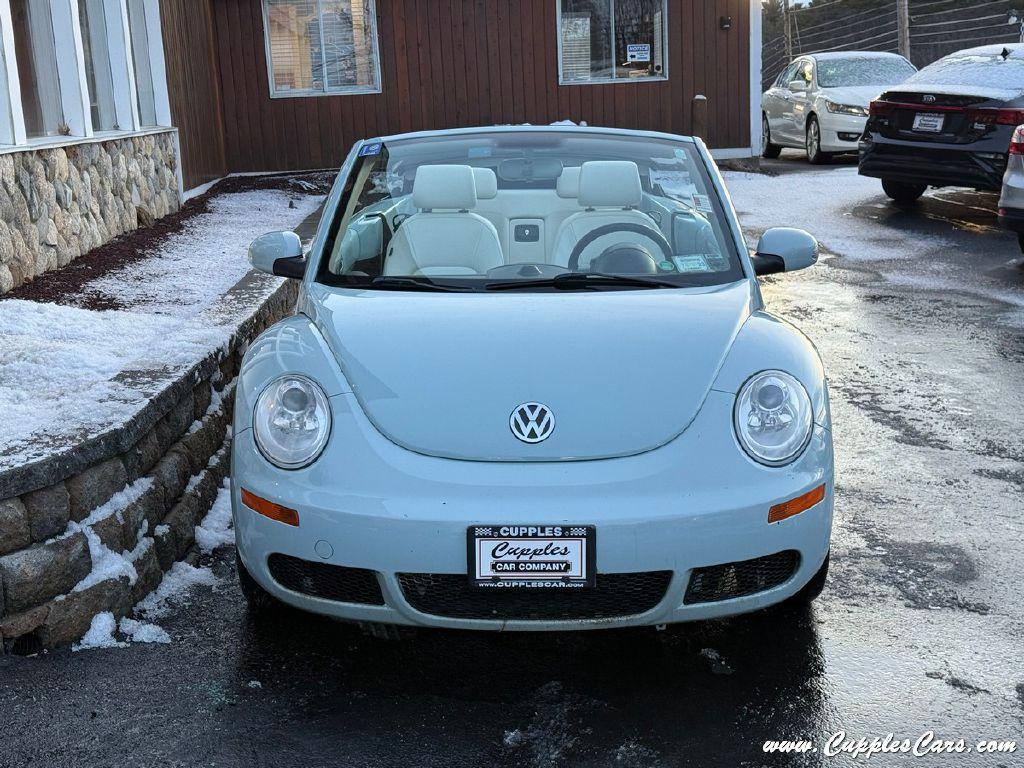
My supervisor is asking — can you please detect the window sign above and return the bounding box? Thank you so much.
[558,0,668,84]
[626,43,650,63]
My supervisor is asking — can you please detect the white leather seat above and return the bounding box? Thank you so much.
[473,167,498,200]
[550,161,663,269]
[556,166,581,199]
[384,165,504,276]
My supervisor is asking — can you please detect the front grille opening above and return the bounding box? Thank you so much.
[268,553,385,605]
[684,550,800,605]
[397,571,672,621]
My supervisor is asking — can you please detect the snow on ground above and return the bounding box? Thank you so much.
[195,479,234,553]
[73,613,126,651]
[81,191,319,315]
[0,186,323,470]
[119,618,172,644]
[134,561,220,620]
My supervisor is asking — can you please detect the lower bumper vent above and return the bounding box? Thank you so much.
[684,550,800,605]
[268,553,385,605]
[398,571,672,621]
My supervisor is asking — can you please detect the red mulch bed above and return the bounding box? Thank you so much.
[7,171,333,310]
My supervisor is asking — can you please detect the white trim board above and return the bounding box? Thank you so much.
[711,147,756,160]
[749,0,763,157]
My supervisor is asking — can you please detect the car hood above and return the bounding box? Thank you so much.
[308,281,755,461]
[818,85,888,107]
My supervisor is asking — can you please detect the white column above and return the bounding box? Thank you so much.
[104,0,136,130]
[749,0,763,157]
[0,0,27,144]
[143,0,170,126]
[51,0,93,136]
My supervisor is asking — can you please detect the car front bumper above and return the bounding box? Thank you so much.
[818,112,866,153]
[859,136,1007,191]
[232,390,834,631]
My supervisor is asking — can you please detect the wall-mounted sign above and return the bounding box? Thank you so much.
[626,43,651,63]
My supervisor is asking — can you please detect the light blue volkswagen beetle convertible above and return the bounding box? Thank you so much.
[232,125,833,632]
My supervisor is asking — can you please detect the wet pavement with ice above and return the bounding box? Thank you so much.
[1,157,1022,767]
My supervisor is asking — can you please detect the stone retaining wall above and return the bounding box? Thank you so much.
[0,278,298,653]
[0,130,180,295]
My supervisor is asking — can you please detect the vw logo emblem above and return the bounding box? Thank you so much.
[510,402,555,444]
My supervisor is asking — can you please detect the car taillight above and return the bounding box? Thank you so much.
[1011,125,1024,155]
[869,100,895,117]
[966,108,1024,126]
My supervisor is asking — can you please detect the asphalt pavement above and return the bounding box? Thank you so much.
[1,153,1022,768]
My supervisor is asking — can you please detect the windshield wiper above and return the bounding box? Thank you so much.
[486,272,679,291]
[367,276,470,292]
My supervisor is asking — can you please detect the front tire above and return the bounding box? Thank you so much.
[762,114,782,159]
[805,116,830,165]
[785,552,829,606]
[882,178,927,204]
[237,551,284,616]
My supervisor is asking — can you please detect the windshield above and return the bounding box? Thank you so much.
[317,131,745,291]
[817,56,915,88]
[905,50,1024,89]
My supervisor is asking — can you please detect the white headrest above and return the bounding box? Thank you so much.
[577,161,643,208]
[472,167,498,200]
[413,165,477,210]
[556,167,581,199]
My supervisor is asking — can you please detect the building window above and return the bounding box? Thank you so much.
[263,0,381,97]
[10,0,65,138]
[558,0,667,84]
[127,0,157,126]
[78,0,117,131]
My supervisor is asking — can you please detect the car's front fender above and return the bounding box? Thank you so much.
[234,315,352,435]
[711,311,830,429]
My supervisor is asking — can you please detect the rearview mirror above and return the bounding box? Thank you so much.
[751,228,818,276]
[248,231,306,279]
[789,79,809,92]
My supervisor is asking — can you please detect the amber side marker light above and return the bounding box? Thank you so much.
[241,488,299,527]
[768,484,826,524]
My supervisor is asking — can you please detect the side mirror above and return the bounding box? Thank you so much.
[789,79,809,92]
[751,227,818,276]
[248,231,306,279]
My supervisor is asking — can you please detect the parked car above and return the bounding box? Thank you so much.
[999,125,1024,250]
[860,44,1024,203]
[232,125,834,633]
[762,52,916,163]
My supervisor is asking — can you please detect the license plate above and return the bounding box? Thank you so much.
[913,113,945,132]
[468,525,595,589]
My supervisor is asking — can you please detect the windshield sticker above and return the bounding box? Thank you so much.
[650,170,696,199]
[359,141,383,157]
[692,194,713,213]
[672,255,710,273]
[658,260,676,272]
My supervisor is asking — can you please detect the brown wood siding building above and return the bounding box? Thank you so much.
[161,0,757,188]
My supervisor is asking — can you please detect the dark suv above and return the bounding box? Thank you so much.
[859,44,1024,203]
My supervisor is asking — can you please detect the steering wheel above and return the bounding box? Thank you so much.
[567,223,674,271]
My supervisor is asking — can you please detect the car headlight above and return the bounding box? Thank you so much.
[733,371,813,467]
[825,101,868,117]
[253,375,331,469]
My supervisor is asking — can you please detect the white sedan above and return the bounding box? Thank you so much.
[232,125,834,632]
[762,52,916,163]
